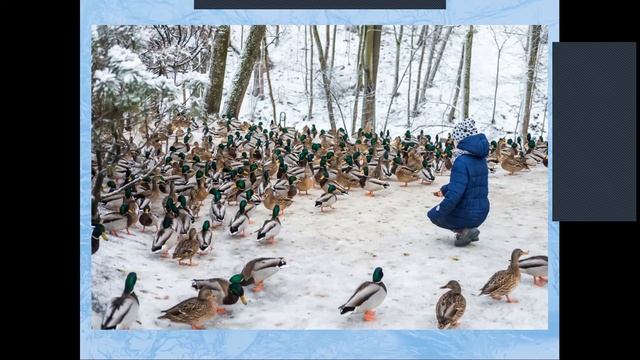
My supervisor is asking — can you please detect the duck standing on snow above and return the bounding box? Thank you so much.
[256,205,282,244]
[358,166,390,197]
[209,189,226,228]
[158,287,218,329]
[419,159,436,184]
[173,228,200,266]
[436,280,466,329]
[152,216,178,258]
[239,257,287,292]
[339,267,387,322]
[197,220,213,253]
[138,205,158,232]
[229,200,250,237]
[102,201,137,237]
[175,195,194,234]
[519,255,548,286]
[191,274,249,314]
[479,248,529,303]
[315,184,337,212]
[92,223,108,255]
[101,272,140,330]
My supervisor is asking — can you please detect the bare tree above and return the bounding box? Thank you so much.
[263,37,277,122]
[407,26,415,127]
[412,25,429,117]
[352,26,365,134]
[361,25,382,131]
[391,26,404,96]
[205,26,230,114]
[330,25,337,77]
[222,25,266,119]
[489,26,513,124]
[427,26,452,89]
[447,43,465,123]
[521,25,542,140]
[419,25,441,104]
[462,25,474,119]
[311,25,337,132]
[308,26,314,120]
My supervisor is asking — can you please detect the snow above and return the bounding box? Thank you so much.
[92,166,547,330]
[220,25,547,139]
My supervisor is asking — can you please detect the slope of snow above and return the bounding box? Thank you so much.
[92,166,548,330]
[221,25,547,139]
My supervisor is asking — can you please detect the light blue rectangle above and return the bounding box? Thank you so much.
[80,0,559,358]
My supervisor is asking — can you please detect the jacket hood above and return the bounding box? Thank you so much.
[457,133,489,158]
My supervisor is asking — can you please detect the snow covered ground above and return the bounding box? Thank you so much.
[223,25,547,140]
[91,166,548,330]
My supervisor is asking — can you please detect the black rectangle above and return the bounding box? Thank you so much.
[195,0,446,10]
[553,42,636,221]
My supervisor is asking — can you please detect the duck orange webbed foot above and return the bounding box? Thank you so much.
[251,282,265,292]
[506,295,518,303]
[363,310,376,321]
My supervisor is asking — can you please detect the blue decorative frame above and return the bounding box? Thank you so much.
[80,0,559,358]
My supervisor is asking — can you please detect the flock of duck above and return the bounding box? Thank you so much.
[93,115,549,330]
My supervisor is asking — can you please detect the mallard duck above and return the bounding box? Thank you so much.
[197,220,213,253]
[138,206,158,232]
[191,274,248,313]
[158,287,218,329]
[256,205,282,244]
[263,187,293,215]
[479,248,529,303]
[500,152,529,175]
[152,216,178,258]
[315,184,338,212]
[391,163,419,186]
[296,166,315,195]
[101,272,139,330]
[209,189,226,228]
[173,228,200,266]
[229,200,250,237]
[339,267,387,321]
[102,201,137,237]
[92,223,108,255]
[358,166,390,196]
[419,159,436,184]
[286,176,299,198]
[519,255,548,286]
[175,195,194,234]
[240,257,287,292]
[436,280,466,329]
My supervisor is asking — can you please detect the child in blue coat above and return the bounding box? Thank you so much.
[427,118,490,247]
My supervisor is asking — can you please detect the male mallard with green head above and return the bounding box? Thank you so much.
[519,255,548,286]
[315,184,338,212]
[101,272,139,330]
[240,257,287,292]
[339,267,387,321]
[197,220,213,253]
[256,205,282,244]
[138,205,158,232]
[152,216,178,258]
[229,200,250,237]
[191,274,249,314]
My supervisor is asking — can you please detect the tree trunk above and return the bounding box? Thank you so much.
[325,25,330,64]
[330,25,337,77]
[462,25,474,119]
[352,26,365,134]
[311,25,337,133]
[308,27,314,120]
[420,25,441,103]
[222,25,266,119]
[275,25,280,46]
[263,37,277,122]
[361,25,382,131]
[491,48,502,125]
[304,26,308,94]
[407,26,414,127]
[427,26,452,89]
[521,25,542,141]
[205,26,230,115]
[448,43,465,123]
[392,26,404,96]
[412,25,429,117]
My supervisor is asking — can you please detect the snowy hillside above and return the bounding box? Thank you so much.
[92,167,548,330]
[220,25,547,139]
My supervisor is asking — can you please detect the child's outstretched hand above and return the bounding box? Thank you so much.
[433,190,443,197]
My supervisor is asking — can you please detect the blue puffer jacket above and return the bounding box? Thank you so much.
[427,134,490,230]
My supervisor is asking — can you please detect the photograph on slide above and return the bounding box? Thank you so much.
[91,24,549,330]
